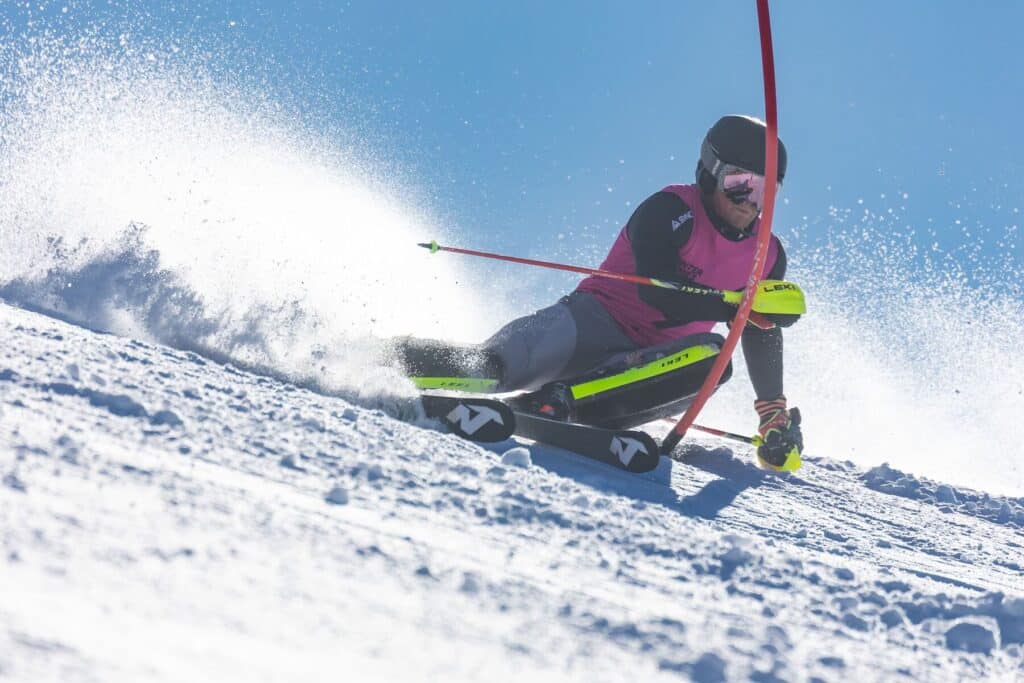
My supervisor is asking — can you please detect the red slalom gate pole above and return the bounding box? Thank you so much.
[661,0,781,456]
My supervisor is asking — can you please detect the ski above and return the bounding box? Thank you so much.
[421,392,661,473]
[512,411,661,474]
[420,393,516,442]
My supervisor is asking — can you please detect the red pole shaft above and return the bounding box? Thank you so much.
[419,242,728,298]
[424,242,659,286]
[661,0,780,455]
[691,423,759,446]
[659,418,759,446]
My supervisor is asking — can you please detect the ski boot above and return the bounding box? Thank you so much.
[388,336,504,393]
[523,382,576,422]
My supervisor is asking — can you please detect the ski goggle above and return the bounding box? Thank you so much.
[717,166,775,210]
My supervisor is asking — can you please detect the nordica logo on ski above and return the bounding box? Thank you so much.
[446,404,505,436]
[610,436,649,467]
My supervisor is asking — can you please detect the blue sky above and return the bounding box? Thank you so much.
[6,1,1023,277]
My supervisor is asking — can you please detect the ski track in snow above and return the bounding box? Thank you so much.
[1,302,1023,682]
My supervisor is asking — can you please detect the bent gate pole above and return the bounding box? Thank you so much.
[661,0,781,455]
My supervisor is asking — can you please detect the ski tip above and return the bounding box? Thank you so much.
[610,432,660,473]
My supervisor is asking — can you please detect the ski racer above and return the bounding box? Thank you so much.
[395,115,804,471]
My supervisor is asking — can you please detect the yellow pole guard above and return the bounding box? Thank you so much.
[722,280,806,315]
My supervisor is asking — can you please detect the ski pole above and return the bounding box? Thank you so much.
[418,240,736,301]
[661,417,762,447]
[691,423,763,447]
[418,241,805,314]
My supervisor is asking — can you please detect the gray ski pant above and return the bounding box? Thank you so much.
[483,291,723,392]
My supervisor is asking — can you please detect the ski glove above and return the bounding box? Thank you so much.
[754,397,803,472]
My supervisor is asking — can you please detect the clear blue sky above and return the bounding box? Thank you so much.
[5,1,1023,276]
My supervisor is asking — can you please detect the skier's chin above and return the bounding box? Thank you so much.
[725,208,759,232]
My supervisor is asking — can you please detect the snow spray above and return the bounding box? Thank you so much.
[0,27,512,400]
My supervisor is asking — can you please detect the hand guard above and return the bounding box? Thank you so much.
[724,280,805,330]
[754,397,803,472]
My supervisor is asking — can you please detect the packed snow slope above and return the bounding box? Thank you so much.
[2,302,1023,682]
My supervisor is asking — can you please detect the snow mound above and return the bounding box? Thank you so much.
[861,462,1024,527]
[501,446,533,468]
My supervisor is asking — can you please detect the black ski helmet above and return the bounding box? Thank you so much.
[696,115,787,193]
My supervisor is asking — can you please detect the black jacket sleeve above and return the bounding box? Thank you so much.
[741,240,788,401]
[626,192,736,324]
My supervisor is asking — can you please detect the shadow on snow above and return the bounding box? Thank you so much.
[483,437,801,521]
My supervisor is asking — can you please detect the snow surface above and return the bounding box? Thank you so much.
[2,302,1023,682]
